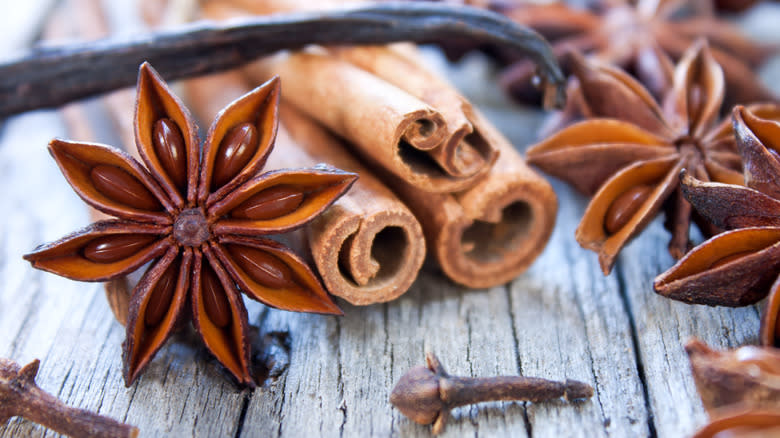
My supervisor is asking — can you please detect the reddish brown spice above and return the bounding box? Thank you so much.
[654,105,780,327]
[24,63,357,386]
[442,0,776,109]
[0,358,138,438]
[527,41,746,274]
[390,353,593,434]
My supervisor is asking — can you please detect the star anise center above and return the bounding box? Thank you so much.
[173,208,210,247]
[675,135,705,162]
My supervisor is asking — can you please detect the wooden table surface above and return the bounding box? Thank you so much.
[1,1,779,437]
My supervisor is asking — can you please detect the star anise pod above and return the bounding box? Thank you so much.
[501,0,775,107]
[24,63,357,386]
[447,0,776,108]
[527,41,746,274]
[654,105,780,347]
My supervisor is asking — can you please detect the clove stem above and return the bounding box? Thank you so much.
[0,2,564,118]
[391,352,593,434]
[0,358,138,438]
[442,376,595,406]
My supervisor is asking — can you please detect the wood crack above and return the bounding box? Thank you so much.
[233,393,251,438]
[505,284,532,438]
[615,262,658,438]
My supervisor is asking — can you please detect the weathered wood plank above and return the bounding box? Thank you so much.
[1,1,778,437]
[618,224,760,437]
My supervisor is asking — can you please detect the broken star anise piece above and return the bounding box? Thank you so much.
[654,106,780,338]
[527,41,744,275]
[24,63,357,387]
[685,338,780,415]
[685,338,780,438]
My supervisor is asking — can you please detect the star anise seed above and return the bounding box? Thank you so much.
[24,63,357,386]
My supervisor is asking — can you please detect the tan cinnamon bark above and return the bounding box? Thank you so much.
[203,2,497,193]
[183,70,427,304]
[268,99,557,288]
[393,114,557,288]
[209,0,558,287]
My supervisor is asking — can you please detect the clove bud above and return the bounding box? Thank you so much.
[0,358,138,438]
[390,352,593,434]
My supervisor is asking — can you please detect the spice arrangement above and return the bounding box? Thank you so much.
[1,0,779,436]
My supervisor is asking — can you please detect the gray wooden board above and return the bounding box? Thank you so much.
[1,1,778,437]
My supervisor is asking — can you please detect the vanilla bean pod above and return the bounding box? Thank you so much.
[0,2,563,118]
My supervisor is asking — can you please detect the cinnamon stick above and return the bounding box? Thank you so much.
[267,91,557,288]
[226,4,557,287]
[389,116,558,288]
[237,78,557,287]
[183,70,427,304]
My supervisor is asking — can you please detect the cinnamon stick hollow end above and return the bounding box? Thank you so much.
[435,165,557,288]
[307,201,426,305]
[277,106,427,304]
[245,52,496,193]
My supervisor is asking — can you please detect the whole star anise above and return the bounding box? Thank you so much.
[654,105,780,348]
[24,63,357,386]
[487,0,776,108]
[527,41,746,274]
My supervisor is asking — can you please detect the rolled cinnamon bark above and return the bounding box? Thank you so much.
[203,2,498,193]
[183,71,427,304]
[212,0,559,287]
[393,114,557,288]
[238,74,557,287]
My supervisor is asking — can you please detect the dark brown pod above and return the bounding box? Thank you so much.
[230,185,304,220]
[200,262,232,328]
[152,118,187,190]
[83,235,157,264]
[90,164,162,211]
[227,244,296,290]
[212,123,259,189]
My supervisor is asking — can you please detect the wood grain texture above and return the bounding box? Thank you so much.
[0,1,777,437]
